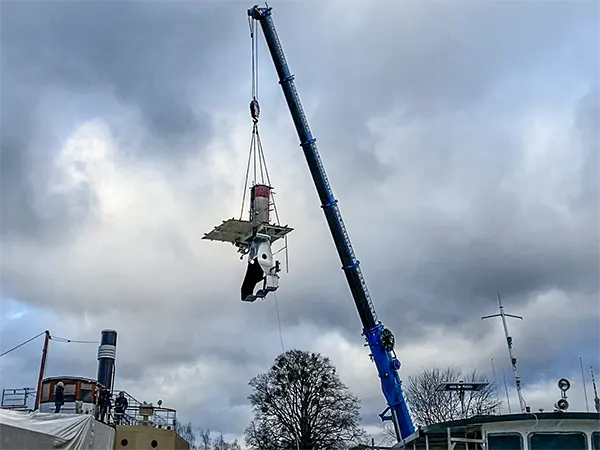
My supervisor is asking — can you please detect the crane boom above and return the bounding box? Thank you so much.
[248,5,415,441]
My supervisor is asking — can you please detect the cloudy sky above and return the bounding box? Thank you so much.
[1,0,598,444]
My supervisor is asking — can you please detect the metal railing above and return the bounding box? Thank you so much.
[1,387,181,436]
[99,390,178,430]
[1,388,35,411]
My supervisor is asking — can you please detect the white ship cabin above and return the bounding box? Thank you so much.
[38,376,102,415]
[392,412,600,450]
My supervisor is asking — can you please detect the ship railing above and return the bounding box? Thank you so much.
[1,388,36,411]
[0,387,178,431]
[108,389,177,429]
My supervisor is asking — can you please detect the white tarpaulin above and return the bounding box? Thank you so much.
[0,409,114,449]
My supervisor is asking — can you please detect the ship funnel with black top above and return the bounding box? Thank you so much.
[97,329,117,391]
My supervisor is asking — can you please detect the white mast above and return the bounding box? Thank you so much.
[591,367,600,413]
[482,292,526,412]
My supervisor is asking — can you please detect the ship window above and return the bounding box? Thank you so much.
[592,432,600,450]
[488,432,523,450]
[41,383,52,403]
[120,438,128,447]
[63,383,76,403]
[78,384,93,403]
[151,439,158,448]
[530,432,586,450]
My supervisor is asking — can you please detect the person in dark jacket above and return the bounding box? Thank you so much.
[97,387,111,423]
[54,382,65,413]
[114,391,128,425]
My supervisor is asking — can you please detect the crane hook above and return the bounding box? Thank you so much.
[250,97,260,123]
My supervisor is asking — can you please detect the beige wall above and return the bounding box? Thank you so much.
[114,425,190,450]
[174,433,190,450]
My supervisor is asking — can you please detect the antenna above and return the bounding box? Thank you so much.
[591,366,600,413]
[482,292,526,412]
[580,357,590,412]
[502,368,512,413]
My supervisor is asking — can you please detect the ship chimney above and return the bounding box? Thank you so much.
[97,329,117,391]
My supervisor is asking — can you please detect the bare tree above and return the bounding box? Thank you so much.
[174,423,240,450]
[245,421,280,450]
[403,366,500,427]
[198,428,212,450]
[175,420,196,449]
[245,349,366,450]
[213,433,241,450]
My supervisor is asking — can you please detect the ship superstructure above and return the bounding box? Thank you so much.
[0,329,191,450]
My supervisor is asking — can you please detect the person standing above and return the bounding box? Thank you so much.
[54,382,65,413]
[94,384,102,421]
[114,392,128,425]
[98,387,110,423]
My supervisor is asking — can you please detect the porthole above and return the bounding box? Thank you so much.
[120,438,128,447]
[151,440,158,448]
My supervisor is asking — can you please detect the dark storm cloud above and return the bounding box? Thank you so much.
[1,1,239,146]
[0,69,88,243]
[291,0,599,187]
[0,0,249,242]
[574,84,600,209]
[262,0,600,345]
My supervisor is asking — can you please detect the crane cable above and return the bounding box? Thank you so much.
[247,16,286,356]
[240,18,281,226]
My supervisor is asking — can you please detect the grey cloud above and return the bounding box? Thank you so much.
[287,1,598,188]
[574,85,600,209]
[0,81,85,243]
[0,0,250,242]
[1,1,236,147]
[1,0,598,441]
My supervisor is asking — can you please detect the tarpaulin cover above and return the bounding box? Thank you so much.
[0,408,115,449]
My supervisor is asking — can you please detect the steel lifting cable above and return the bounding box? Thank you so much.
[273,292,285,354]
[246,16,287,355]
[240,17,281,225]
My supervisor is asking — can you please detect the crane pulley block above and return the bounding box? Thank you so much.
[250,98,260,122]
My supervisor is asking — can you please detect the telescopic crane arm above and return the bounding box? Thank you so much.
[248,5,415,441]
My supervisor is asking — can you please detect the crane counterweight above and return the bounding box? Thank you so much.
[248,4,415,441]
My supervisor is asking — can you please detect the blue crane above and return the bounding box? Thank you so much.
[248,4,416,441]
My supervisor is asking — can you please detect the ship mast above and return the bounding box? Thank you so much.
[591,366,600,413]
[482,292,526,412]
[34,330,51,411]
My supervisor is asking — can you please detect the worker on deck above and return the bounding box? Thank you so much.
[54,381,65,413]
[95,385,111,423]
[114,391,128,425]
